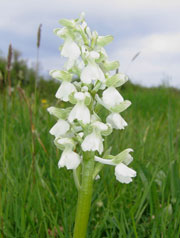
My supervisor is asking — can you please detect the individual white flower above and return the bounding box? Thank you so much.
[81,131,103,154]
[61,37,81,69]
[102,87,123,108]
[106,113,127,130]
[55,81,76,102]
[81,119,111,154]
[94,149,136,184]
[58,147,81,170]
[115,163,136,184]
[96,91,131,113]
[80,62,105,84]
[68,102,90,124]
[68,92,90,124]
[61,37,80,60]
[49,119,70,138]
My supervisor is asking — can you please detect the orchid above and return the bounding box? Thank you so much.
[48,12,136,238]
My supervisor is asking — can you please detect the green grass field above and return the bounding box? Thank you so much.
[0,83,180,238]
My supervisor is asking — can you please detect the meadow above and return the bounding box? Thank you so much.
[0,81,180,238]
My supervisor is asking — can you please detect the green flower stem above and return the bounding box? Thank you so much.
[73,152,94,238]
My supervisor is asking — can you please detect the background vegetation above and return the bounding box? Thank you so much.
[0,50,180,238]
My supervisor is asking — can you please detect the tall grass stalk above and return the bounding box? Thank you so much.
[34,24,42,116]
[7,44,12,97]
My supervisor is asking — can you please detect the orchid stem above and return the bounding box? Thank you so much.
[73,169,81,191]
[73,152,94,238]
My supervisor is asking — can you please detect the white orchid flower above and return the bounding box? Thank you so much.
[81,120,111,154]
[68,92,91,124]
[96,89,131,113]
[81,131,103,154]
[80,62,105,84]
[61,37,81,69]
[49,119,70,138]
[106,112,127,130]
[80,51,105,84]
[115,163,136,184]
[58,147,81,170]
[61,37,80,60]
[102,87,124,108]
[94,149,136,184]
[55,81,77,102]
[56,137,81,170]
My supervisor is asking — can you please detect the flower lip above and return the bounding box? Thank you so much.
[81,131,103,154]
[102,87,123,107]
[80,62,105,84]
[115,163,136,184]
[55,81,76,102]
[49,119,70,138]
[68,102,90,124]
[106,113,127,130]
[61,37,81,61]
[58,148,81,170]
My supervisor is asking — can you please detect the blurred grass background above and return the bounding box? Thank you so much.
[0,50,180,238]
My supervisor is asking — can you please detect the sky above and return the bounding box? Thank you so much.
[1,0,180,88]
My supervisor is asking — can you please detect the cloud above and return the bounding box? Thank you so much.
[111,32,180,87]
[1,0,180,87]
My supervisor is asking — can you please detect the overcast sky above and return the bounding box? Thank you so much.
[1,0,180,87]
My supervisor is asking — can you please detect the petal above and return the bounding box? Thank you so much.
[106,73,128,88]
[58,149,81,170]
[97,35,113,47]
[47,106,72,120]
[81,132,103,154]
[106,113,127,130]
[55,81,76,102]
[68,102,90,124]
[49,70,72,82]
[111,148,134,165]
[49,119,70,138]
[102,87,123,107]
[61,38,81,60]
[111,100,131,113]
[80,63,105,84]
[115,163,136,184]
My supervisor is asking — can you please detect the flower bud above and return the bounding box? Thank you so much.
[97,35,113,47]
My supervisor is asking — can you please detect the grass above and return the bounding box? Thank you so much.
[0,83,180,238]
